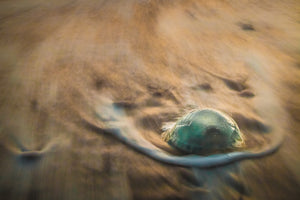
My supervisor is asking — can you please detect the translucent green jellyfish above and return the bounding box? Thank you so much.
[162,109,244,154]
[94,101,283,167]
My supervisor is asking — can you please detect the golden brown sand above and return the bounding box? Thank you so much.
[0,0,299,199]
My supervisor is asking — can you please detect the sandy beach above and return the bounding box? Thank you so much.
[0,0,299,199]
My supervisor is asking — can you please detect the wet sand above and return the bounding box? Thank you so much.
[0,0,299,199]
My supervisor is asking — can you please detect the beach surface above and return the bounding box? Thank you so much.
[0,0,299,199]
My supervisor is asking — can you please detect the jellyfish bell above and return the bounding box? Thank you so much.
[162,109,244,154]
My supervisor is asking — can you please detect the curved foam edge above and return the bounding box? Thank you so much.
[95,103,284,168]
[105,125,284,168]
